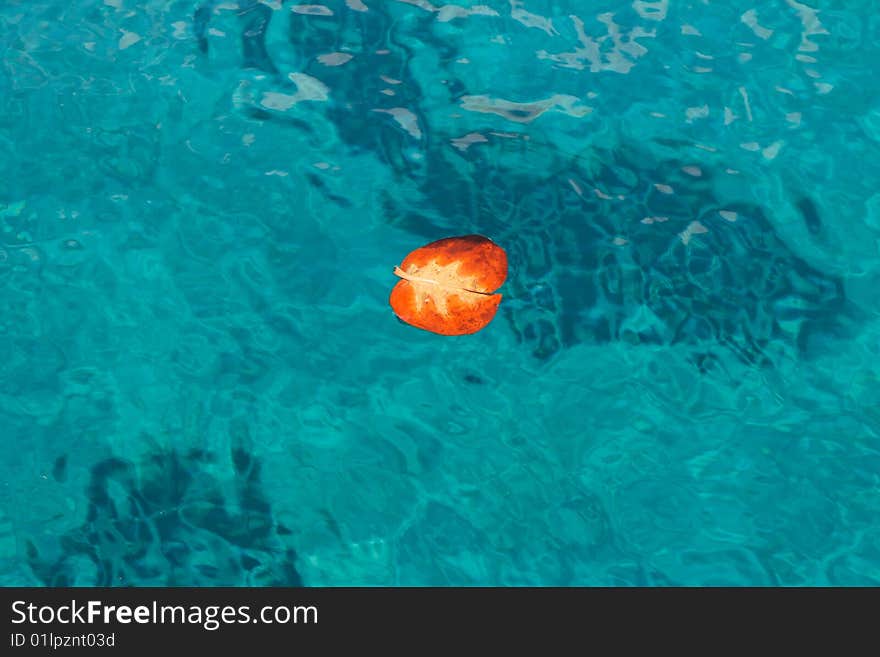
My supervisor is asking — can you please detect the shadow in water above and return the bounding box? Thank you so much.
[26,435,303,586]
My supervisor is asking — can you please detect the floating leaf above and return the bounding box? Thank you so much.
[389,235,508,335]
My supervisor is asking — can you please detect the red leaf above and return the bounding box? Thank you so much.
[389,235,508,335]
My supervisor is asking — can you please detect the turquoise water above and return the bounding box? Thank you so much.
[1,0,879,586]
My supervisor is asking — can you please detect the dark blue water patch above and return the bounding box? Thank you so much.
[288,4,435,173]
[796,197,823,237]
[193,3,212,54]
[196,0,433,172]
[51,455,68,483]
[195,0,279,73]
[387,139,861,366]
[25,432,303,586]
[240,0,279,74]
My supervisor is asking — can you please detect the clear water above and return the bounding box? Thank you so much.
[1,0,879,586]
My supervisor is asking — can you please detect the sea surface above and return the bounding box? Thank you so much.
[1,0,879,585]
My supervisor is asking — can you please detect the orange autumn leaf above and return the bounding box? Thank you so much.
[389,234,508,335]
